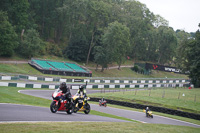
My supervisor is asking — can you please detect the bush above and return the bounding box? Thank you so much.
[132,65,145,74]
[132,65,139,72]
[45,42,63,57]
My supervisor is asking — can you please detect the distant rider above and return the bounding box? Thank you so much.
[146,107,150,117]
[58,82,72,106]
[101,97,105,103]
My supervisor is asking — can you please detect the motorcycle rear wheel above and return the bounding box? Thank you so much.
[50,101,59,113]
[66,103,74,114]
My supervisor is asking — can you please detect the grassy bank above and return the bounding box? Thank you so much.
[0,63,188,78]
[88,88,200,114]
[0,122,199,133]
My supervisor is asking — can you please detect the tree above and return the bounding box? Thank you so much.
[153,15,169,28]
[19,28,44,58]
[0,11,18,57]
[101,21,131,69]
[65,37,88,62]
[175,30,192,68]
[0,0,30,34]
[121,1,156,61]
[93,46,112,72]
[183,25,200,87]
[85,0,111,65]
[156,26,177,64]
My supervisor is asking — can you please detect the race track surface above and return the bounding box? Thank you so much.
[1,89,199,128]
[0,103,127,122]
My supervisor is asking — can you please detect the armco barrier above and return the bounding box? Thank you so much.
[0,81,189,89]
[0,75,190,85]
[90,98,200,120]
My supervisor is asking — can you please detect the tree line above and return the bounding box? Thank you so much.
[0,0,199,87]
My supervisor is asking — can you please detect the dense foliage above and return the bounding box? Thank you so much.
[0,0,199,86]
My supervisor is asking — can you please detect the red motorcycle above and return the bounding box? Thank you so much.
[50,89,74,114]
[99,100,107,107]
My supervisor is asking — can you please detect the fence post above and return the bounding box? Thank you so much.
[162,90,165,98]
[178,92,180,99]
[135,89,137,95]
[149,89,151,96]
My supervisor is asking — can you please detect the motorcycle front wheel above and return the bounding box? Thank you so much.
[84,103,90,114]
[50,101,59,113]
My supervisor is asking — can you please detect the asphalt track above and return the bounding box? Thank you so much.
[0,103,127,123]
[1,89,200,128]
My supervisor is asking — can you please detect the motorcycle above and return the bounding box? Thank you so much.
[143,109,153,118]
[99,100,107,107]
[72,92,90,114]
[50,89,74,114]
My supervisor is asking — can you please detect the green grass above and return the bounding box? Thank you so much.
[0,63,85,79]
[0,86,50,107]
[0,63,188,79]
[88,88,200,114]
[91,110,137,122]
[92,67,188,78]
[0,122,199,133]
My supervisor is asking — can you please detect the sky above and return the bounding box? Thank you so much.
[138,0,200,33]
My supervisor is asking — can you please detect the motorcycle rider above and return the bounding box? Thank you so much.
[58,82,72,107]
[74,85,87,108]
[146,107,150,117]
[101,97,105,104]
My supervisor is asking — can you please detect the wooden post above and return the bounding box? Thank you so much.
[135,89,137,95]
[178,92,180,99]
[162,90,165,98]
[149,89,151,96]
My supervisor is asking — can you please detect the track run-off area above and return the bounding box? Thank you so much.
[0,89,199,128]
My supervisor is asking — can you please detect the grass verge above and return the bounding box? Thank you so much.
[0,122,199,133]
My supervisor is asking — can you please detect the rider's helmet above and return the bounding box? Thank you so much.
[79,85,84,91]
[146,107,149,110]
[60,82,67,90]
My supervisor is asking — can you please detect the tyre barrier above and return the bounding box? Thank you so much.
[90,97,200,120]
